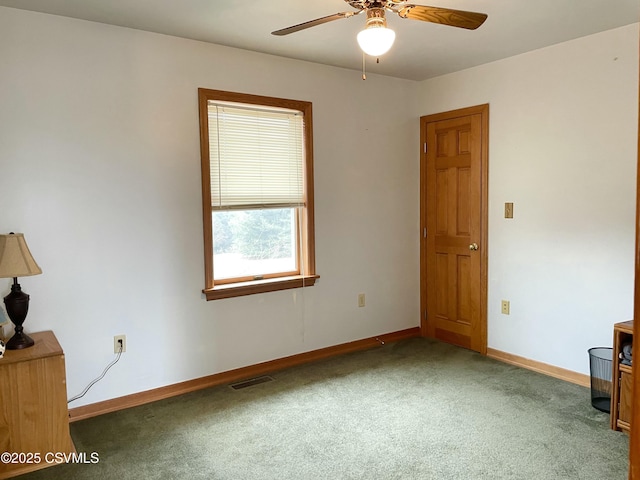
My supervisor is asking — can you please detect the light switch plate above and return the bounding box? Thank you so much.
[505,203,514,219]
[358,293,365,308]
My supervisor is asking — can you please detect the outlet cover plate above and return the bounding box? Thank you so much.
[501,300,510,315]
[114,335,126,353]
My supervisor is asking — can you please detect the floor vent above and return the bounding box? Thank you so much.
[229,376,274,390]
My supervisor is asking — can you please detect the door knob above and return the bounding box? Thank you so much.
[469,243,479,251]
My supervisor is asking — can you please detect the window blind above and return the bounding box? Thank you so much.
[208,102,305,210]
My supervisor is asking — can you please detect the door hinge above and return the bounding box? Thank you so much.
[424,142,428,153]
[423,227,427,238]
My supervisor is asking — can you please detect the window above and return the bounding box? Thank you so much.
[198,89,318,300]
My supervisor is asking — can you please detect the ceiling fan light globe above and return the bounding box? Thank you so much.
[357,26,395,56]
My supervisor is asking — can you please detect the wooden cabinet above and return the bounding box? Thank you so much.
[0,331,73,479]
[611,320,634,433]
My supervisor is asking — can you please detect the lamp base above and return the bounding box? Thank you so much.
[6,331,34,350]
[4,279,34,350]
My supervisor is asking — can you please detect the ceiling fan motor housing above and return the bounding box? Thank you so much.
[347,0,397,10]
[364,7,388,28]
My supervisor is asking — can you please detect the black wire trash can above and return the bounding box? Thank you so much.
[588,347,613,413]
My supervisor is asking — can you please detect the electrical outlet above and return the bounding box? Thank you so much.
[114,335,126,353]
[501,300,510,315]
[358,293,366,308]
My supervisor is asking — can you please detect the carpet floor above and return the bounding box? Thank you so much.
[17,337,629,479]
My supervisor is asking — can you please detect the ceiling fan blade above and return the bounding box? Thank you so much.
[272,11,359,36]
[398,5,487,30]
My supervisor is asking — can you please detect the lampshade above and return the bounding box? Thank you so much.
[0,233,42,279]
[357,26,396,56]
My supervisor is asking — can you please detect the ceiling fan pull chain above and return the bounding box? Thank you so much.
[362,51,366,80]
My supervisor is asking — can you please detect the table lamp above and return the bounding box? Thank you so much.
[0,233,42,349]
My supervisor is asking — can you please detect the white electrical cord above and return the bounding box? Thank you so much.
[67,344,123,404]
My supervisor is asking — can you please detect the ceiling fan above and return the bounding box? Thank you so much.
[272,0,488,57]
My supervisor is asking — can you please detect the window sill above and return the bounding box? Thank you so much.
[203,275,319,301]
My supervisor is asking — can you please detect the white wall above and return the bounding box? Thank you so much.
[0,7,421,407]
[1,7,637,409]
[415,24,639,374]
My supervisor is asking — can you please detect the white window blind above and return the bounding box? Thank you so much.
[208,102,305,210]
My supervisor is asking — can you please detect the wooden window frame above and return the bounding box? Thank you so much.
[198,88,318,300]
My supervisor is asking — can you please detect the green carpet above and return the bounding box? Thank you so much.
[18,338,629,479]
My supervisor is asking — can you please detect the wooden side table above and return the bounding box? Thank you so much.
[0,331,73,479]
[611,320,634,433]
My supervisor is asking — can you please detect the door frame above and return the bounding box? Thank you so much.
[419,104,489,354]
[629,38,639,477]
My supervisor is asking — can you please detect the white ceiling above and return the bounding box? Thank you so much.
[1,0,638,81]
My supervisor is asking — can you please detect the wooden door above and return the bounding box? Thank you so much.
[420,105,488,353]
